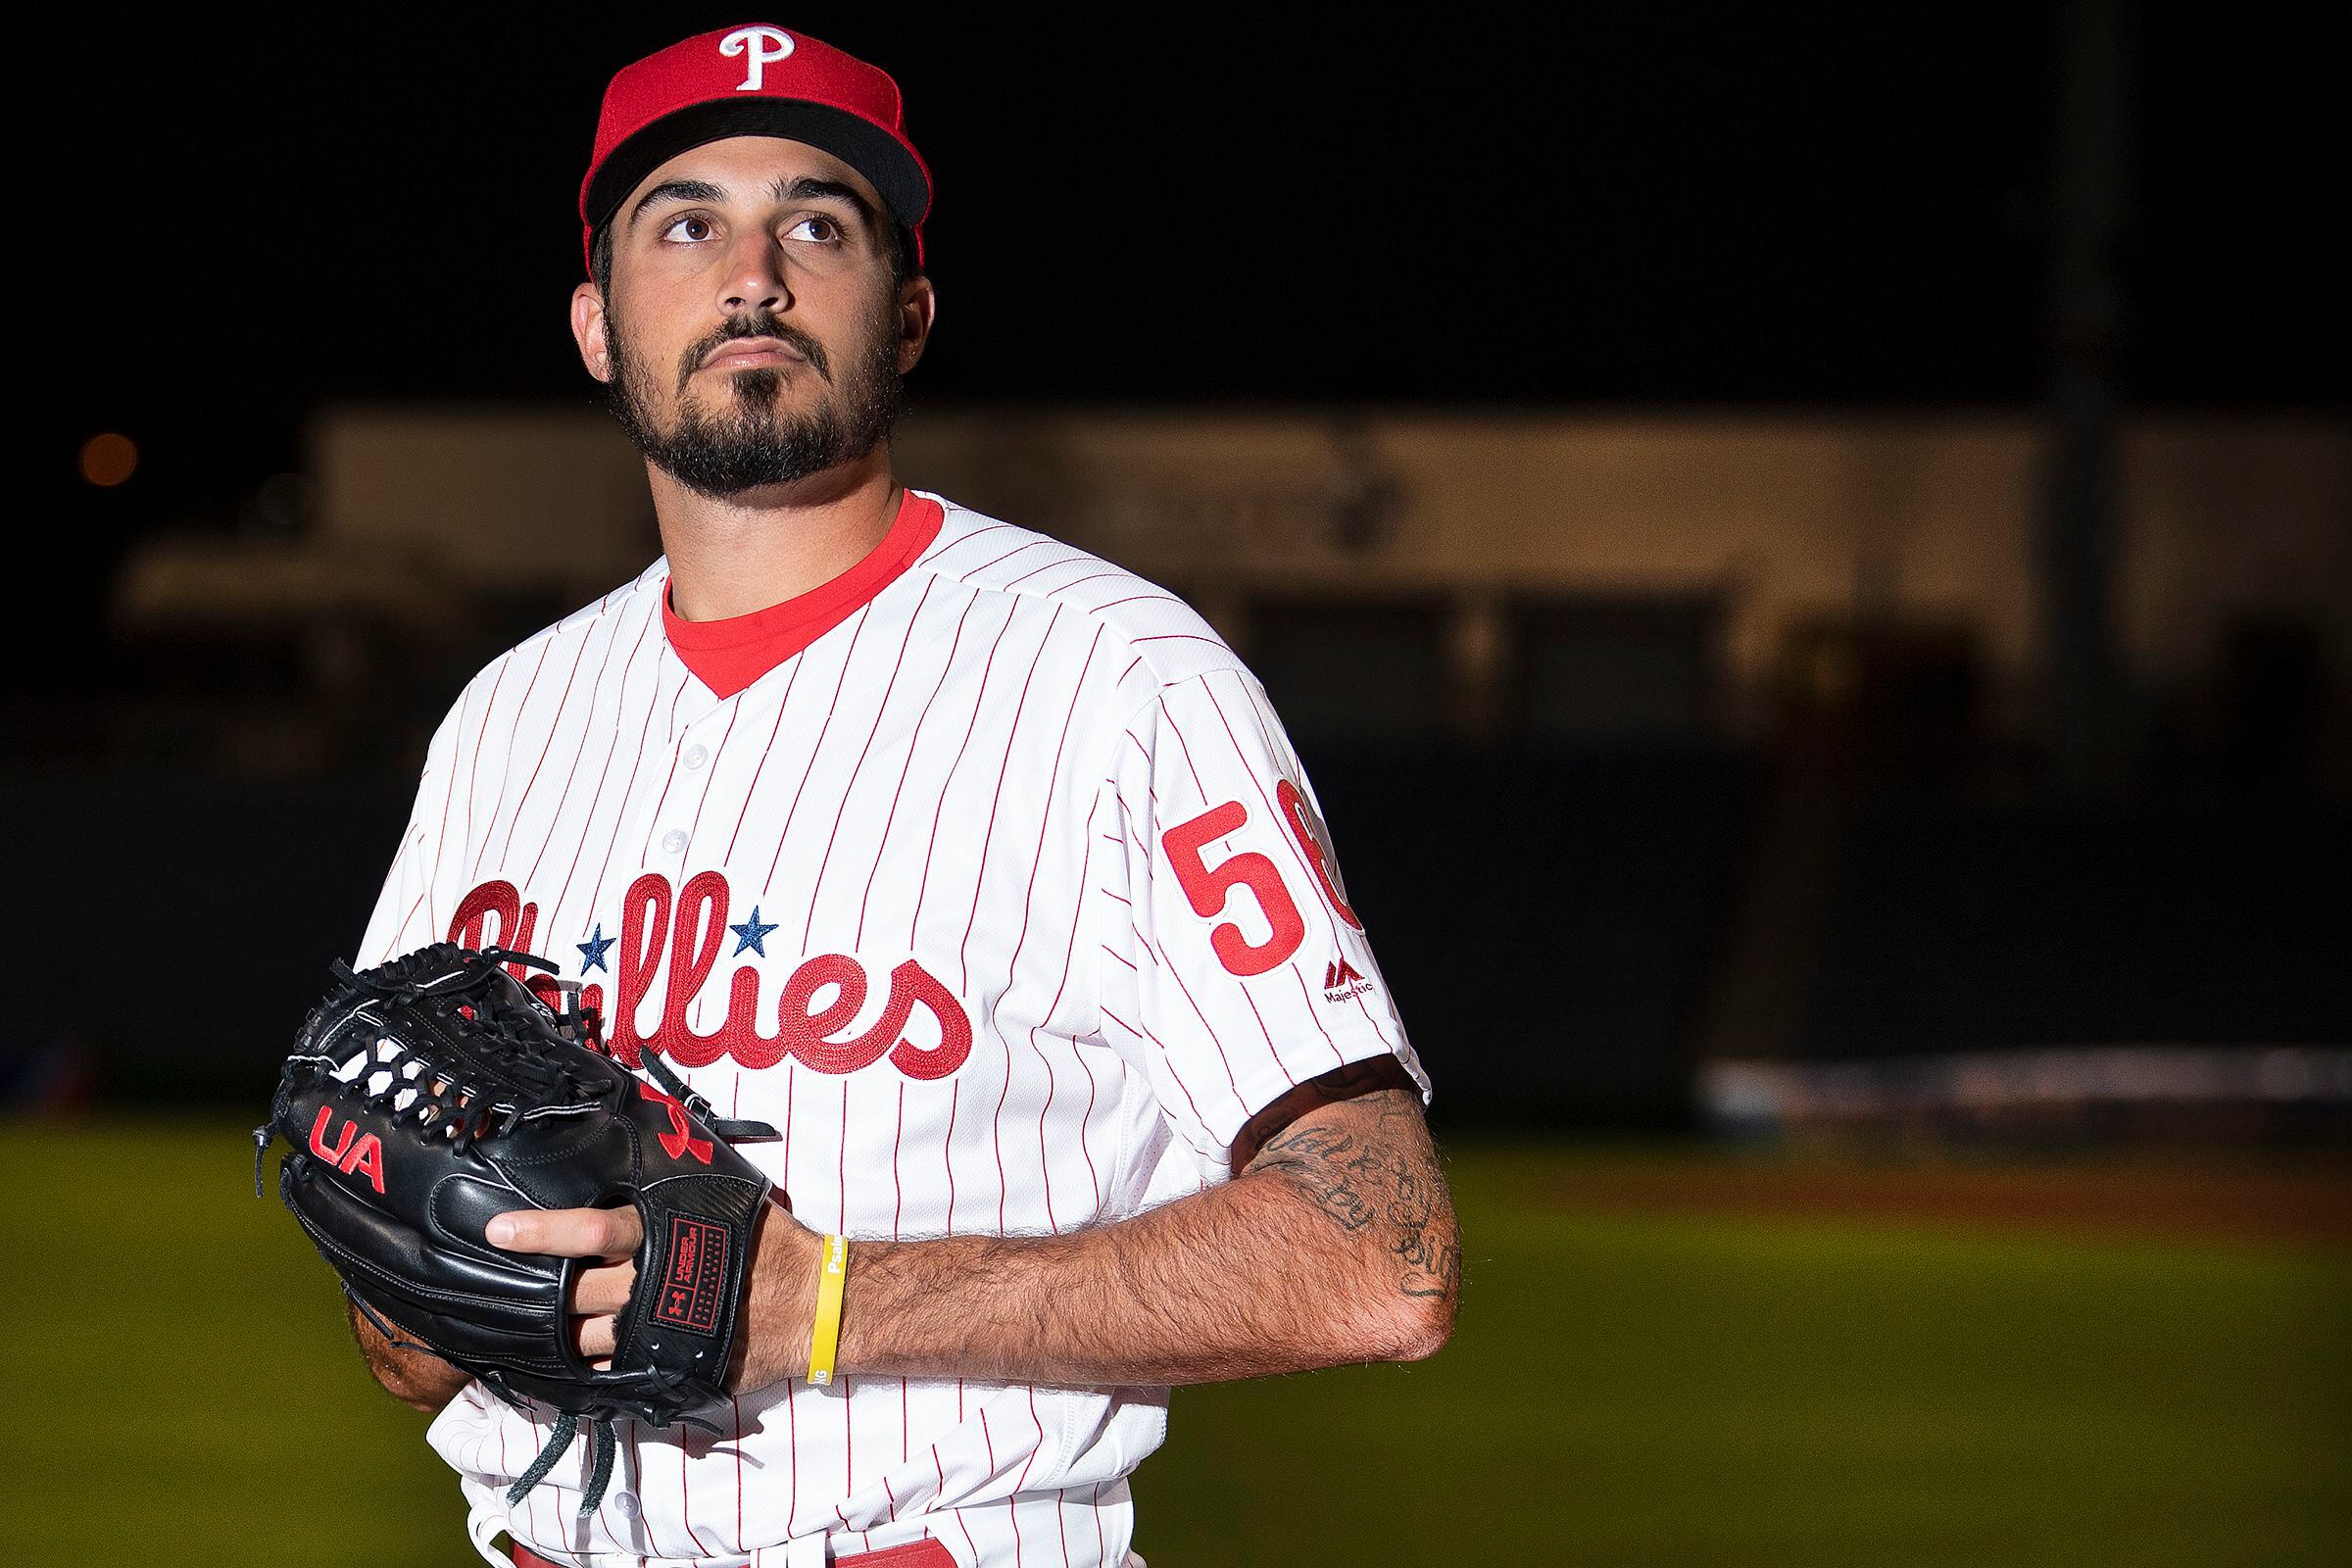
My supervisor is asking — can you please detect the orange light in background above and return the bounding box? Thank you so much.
[79,432,138,487]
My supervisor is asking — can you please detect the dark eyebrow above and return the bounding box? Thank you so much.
[771,175,877,223]
[627,178,726,227]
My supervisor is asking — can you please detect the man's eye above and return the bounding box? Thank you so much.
[662,215,715,243]
[785,215,843,243]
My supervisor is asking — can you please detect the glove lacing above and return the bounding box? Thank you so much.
[262,944,768,1516]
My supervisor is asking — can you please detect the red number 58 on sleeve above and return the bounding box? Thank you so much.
[1160,801,1306,977]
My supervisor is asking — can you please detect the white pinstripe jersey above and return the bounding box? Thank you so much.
[359,492,1431,1568]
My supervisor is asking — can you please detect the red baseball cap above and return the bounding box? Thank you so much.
[580,24,931,271]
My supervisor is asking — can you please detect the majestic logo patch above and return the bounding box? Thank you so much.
[651,1216,729,1334]
[720,25,794,91]
[1322,957,1374,1004]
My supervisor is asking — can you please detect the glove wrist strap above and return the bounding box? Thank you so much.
[806,1234,849,1386]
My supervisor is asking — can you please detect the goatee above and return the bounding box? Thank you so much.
[604,304,906,499]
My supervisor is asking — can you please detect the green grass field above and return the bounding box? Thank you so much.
[3,1123,2343,1566]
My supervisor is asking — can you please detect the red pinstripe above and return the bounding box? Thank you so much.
[636,737,687,868]
[857,585,985,947]
[1143,935,1245,1102]
[1288,965,1348,1067]
[909,595,1021,946]
[988,1036,1015,1235]
[838,1077,853,1514]
[1072,1038,1102,1209]
[1022,808,1100,1232]
[1096,1005,1215,1159]
[468,632,559,878]
[391,886,428,954]
[731,1075,748,1554]
[891,1081,906,1237]
[424,690,468,902]
[804,577,934,949]
[577,659,682,925]
[956,605,1065,992]
[455,657,510,873]
[916,518,1018,567]
[530,608,657,896]
[762,606,873,895]
[1086,594,1184,613]
[501,602,629,878]
[964,538,1054,576]
[990,626,1102,1231]
[722,657,805,863]
[680,698,742,856]
[997,550,1085,589]
[1156,700,1212,804]
[939,1077,960,1233]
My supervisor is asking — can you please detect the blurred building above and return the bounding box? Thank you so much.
[107,407,2351,775]
[25,408,2348,1131]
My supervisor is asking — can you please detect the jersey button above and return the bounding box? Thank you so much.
[613,1492,640,1518]
[684,744,710,770]
[660,829,688,856]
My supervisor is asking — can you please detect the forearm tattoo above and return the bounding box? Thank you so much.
[1247,1063,1462,1303]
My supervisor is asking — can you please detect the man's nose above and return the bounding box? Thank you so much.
[717,232,790,315]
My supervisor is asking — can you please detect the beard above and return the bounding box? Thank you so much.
[603,297,907,499]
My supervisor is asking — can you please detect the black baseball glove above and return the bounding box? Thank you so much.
[257,943,777,1513]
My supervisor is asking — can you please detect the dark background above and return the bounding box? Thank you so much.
[36,4,2345,649]
[15,5,2348,1129]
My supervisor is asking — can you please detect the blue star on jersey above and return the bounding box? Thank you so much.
[729,906,778,957]
[576,924,614,974]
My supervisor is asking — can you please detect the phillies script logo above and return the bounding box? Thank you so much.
[449,874,972,1080]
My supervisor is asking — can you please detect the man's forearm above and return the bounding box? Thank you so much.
[739,1085,1459,1391]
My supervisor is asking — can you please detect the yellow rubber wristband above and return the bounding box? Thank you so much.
[806,1234,849,1387]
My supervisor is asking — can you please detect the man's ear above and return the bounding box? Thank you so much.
[571,281,612,383]
[896,276,937,376]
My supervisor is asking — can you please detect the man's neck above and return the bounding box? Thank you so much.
[653,448,902,622]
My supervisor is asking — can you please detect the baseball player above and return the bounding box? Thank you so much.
[347,24,1459,1568]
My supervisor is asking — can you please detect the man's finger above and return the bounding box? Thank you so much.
[575,1259,639,1316]
[487,1205,644,1256]
[579,1313,618,1360]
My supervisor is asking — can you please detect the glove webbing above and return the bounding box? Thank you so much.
[638,1046,779,1142]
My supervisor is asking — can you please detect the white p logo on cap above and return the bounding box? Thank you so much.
[720,25,795,91]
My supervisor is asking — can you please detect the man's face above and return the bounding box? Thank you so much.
[575,136,929,499]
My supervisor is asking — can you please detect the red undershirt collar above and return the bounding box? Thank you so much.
[662,490,945,700]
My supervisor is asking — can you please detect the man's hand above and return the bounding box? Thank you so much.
[487,1199,823,1389]
[484,1205,643,1362]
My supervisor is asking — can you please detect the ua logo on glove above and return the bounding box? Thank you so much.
[307,1105,387,1194]
[637,1082,715,1165]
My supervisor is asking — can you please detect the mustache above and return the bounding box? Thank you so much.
[676,314,832,392]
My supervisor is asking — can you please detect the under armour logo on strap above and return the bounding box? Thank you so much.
[719,26,794,91]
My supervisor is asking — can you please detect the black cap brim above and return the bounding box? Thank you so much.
[584,99,930,237]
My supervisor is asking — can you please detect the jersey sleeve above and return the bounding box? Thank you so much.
[1102,666,1430,1155]
[356,698,467,964]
